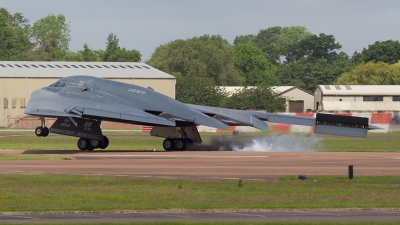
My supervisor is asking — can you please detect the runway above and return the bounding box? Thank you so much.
[1,150,400,223]
[2,210,400,223]
[1,150,399,179]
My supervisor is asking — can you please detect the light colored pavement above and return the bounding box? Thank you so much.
[1,151,399,179]
[2,210,400,223]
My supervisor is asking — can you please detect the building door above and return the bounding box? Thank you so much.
[289,100,304,112]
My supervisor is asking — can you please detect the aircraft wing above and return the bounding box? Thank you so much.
[187,104,371,138]
[187,104,314,131]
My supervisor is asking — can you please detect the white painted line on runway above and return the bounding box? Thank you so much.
[9,215,39,219]
[223,212,265,217]
[294,211,341,216]
[82,215,113,219]
[158,214,191,218]
[74,154,270,158]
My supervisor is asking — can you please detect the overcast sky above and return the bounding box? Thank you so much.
[3,0,400,61]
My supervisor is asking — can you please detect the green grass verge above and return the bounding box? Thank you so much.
[1,175,400,212]
[0,154,73,160]
[322,138,400,152]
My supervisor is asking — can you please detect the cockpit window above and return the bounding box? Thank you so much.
[53,82,67,88]
[47,82,56,87]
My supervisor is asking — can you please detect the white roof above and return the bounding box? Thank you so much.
[321,101,400,111]
[220,86,295,95]
[0,61,174,79]
[318,85,400,95]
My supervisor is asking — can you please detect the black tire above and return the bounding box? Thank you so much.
[163,138,175,151]
[175,138,186,151]
[89,139,102,149]
[77,138,90,151]
[100,136,109,149]
[43,127,49,137]
[35,127,44,137]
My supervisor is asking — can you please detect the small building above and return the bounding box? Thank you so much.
[0,61,176,128]
[222,86,314,112]
[315,85,400,112]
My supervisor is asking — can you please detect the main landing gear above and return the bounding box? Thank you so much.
[163,138,193,151]
[35,117,49,137]
[77,136,109,151]
[34,117,109,151]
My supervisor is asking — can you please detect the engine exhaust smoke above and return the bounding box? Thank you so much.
[194,133,322,152]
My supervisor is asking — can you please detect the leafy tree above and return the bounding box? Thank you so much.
[285,33,341,64]
[176,75,228,106]
[148,34,244,86]
[336,61,400,85]
[233,34,255,46]
[222,85,286,112]
[103,33,119,61]
[64,51,82,61]
[30,14,71,61]
[63,44,101,62]
[0,8,32,60]
[81,43,98,61]
[233,43,278,85]
[272,26,312,63]
[103,33,141,62]
[253,26,282,63]
[108,48,141,62]
[358,40,400,64]
[277,55,351,92]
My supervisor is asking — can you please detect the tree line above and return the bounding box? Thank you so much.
[2,8,400,111]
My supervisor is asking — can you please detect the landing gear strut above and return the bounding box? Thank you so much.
[35,117,49,137]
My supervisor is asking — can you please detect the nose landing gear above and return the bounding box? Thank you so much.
[35,117,49,137]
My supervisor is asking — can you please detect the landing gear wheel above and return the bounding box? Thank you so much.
[163,138,175,151]
[35,127,44,137]
[89,139,102,149]
[100,136,109,149]
[43,127,49,137]
[175,138,186,151]
[77,138,90,151]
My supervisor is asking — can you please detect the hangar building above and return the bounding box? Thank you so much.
[0,61,176,128]
[315,85,400,112]
[223,86,314,112]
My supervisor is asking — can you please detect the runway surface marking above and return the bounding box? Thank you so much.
[223,212,266,217]
[75,154,270,158]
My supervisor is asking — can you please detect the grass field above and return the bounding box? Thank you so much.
[1,175,400,212]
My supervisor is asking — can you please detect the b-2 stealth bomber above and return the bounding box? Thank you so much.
[24,75,374,151]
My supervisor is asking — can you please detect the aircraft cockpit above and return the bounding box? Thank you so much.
[47,76,101,93]
[47,77,70,89]
[47,81,67,88]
